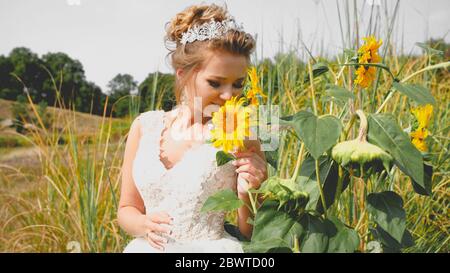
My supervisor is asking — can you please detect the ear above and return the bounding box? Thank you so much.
[176,68,184,80]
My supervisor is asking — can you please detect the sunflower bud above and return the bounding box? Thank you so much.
[260,177,309,215]
[332,110,392,175]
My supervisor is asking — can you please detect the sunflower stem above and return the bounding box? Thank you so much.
[308,60,318,116]
[292,142,305,180]
[355,109,368,142]
[315,159,327,218]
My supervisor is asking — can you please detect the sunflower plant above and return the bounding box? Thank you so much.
[201,38,448,253]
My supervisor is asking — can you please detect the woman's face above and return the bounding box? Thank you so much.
[178,49,248,119]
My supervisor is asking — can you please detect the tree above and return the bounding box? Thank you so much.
[138,72,175,112]
[8,47,46,102]
[0,55,16,100]
[106,74,138,117]
[41,52,86,108]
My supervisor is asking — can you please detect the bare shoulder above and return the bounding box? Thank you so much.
[129,115,143,138]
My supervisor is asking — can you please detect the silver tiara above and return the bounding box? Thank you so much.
[180,17,244,45]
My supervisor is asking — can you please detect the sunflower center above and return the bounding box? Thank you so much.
[221,108,239,134]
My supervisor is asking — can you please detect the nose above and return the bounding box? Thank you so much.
[219,87,234,101]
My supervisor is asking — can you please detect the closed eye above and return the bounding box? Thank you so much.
[208,80,245,89]
[207,80,220,89]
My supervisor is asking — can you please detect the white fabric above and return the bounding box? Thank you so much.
[123,109,244,253]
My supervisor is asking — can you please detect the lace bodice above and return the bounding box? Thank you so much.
[132,110,238,244]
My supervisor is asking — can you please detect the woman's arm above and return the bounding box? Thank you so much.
[117,118,148,237]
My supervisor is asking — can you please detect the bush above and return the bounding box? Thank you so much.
[0,134,30,148]
[11,95,53,133]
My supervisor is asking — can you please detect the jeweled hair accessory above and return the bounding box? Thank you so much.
[180,17,244,45]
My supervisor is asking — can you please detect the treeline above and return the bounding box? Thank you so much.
[0,47,177,117]
[1,38,447,118]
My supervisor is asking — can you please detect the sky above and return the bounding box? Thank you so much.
[1,0,449,92]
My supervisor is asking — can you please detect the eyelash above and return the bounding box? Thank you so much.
[208,80,243,89]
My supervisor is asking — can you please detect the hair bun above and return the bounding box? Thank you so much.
[164,4,229,45]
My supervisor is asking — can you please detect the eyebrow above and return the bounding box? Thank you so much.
[209,76,246,81]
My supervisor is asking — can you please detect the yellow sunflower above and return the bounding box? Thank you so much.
[246,66,267,106]
[410,104,433,152]
[210,96,256,153]
[355,35,383,88]
[410,129,429,152]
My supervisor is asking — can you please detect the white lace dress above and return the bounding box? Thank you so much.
[123,109,244,253]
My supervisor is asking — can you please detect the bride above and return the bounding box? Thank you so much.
[117,4,268,253]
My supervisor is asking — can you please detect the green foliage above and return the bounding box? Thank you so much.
[367,114,427,194]
[200,189,244,213]
[280,111,342,160]
[0,135,30,148]
[11,95,53,133]
[392,82,436,106]
[216,151,236,166]
[259,176,309,214]
[367,191,406,244]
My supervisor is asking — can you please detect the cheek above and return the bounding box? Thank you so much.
[197,82,218,104]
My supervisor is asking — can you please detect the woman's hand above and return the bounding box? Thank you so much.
[232,147,268,195]
[140,211,173,251]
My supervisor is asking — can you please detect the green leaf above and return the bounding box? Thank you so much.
[216,151,235,167]
[200,189,244,213]
[243,238,293,253]
[280,111,342,160]
[297,155,350,212]
[248,200,304,252]
[415,42,444,56]
[370,226,415,253]
[368,114,425,192]
[224,221,250,242]
[264,149,279,169]
[367,191,406,244]
[325,216,360,253]
[298,213,329,253]
[324,84,356,102]
[303,62,329,83]
[411,163,433,196]
[392,82,436,106]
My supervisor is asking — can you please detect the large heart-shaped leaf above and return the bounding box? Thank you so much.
[247,200,304,252]
[325,216,360,253]
[280,111,342,160]
[411,163,433,196]
[201,189,244,213]
[297,155,350,212]
[243,238,293,253]
[370,226,414,253]
[392,82,436,106]
[324,84,356,103]
[368,114,424,192]
[367,191,406,244]
[298,213,329,253]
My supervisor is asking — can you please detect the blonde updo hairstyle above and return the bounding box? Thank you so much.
[164,3,256,105]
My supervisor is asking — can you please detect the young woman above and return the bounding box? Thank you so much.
[118,3,268,253]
